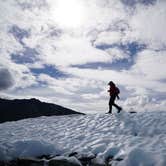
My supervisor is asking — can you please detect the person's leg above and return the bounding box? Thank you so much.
[113,103,122,113]
[111,95,122,113]
[109,104,112,114]
[108,97,113,113]
[108,96,115,114]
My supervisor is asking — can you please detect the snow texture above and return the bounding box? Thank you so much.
[0,111,166,165]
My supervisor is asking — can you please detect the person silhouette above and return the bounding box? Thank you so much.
[107,81,122,114]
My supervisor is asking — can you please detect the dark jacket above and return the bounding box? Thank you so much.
[108,85,120,97]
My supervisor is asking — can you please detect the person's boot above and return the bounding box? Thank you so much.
[108,105,112,114]
[117,107,122,113]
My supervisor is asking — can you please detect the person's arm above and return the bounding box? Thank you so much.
[108,87,113,96]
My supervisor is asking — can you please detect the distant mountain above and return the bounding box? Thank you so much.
[0,98,84,123]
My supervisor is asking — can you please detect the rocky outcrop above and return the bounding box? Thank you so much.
[49,156,82,166]
[0,151,124,166]
[17,157,44,166]
[0,98,84,123]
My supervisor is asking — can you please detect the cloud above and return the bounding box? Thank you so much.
[0,57,37,90]
[33,34,113,66]
[37,73,105,96]
[121,0,156,7]
[0,68,14,90]
[131,49,166,81]
[3,73,107,113]
[16,0,47,10]
[9,25,30,45]
[60,65,166,94]
[94,31,123,46]
[123,95,166,112]
[0,0,166,113]
[125,0,166,49]
[0,30,23,59]
[21,0,129,67]
[105,47,130,62]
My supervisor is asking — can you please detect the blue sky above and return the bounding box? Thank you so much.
[0,0,166,113]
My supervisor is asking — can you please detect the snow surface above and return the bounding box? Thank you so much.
[0,111,166,165]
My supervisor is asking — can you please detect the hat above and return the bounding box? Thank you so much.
[108,81,114,85]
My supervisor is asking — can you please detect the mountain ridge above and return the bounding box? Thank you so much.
[0,98,84,123]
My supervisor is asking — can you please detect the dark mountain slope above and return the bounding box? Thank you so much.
[0,98,84,123]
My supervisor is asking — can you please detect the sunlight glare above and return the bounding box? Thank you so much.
[51,0,86,29]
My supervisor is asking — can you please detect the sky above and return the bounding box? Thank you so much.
[0,0,166,114]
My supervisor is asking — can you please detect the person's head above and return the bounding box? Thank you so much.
[108,81,115,86]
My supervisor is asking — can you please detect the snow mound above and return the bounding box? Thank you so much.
[0,111,166,165]
[0,140,62,161]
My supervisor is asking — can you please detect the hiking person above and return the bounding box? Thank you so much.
[107,81,122,114]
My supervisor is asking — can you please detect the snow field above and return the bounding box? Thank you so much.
[0,111,166,165]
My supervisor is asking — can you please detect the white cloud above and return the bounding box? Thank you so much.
[81,93,100,100]
[38,74,74,95]
[37,73,106,96]
[123,95,166,112]
[94,31,123,46]
[60,65,166,94]
[0,31,23,59]
[37,35,113,66]
[126,0,166,48]
[0,0,166,113]
[131,49,166,81]
[21,0,129,68]
[0,58,37,89]
[124,95,150,107]
[106,47,130,62]
[2,73,109,113]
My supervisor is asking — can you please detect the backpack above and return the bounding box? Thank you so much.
[115,87,120,95]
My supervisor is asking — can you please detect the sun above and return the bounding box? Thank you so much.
[51,0,86,29]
